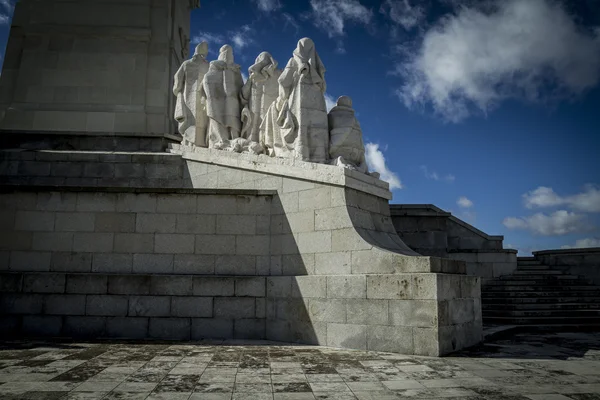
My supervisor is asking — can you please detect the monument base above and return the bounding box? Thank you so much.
[0,146,482,356]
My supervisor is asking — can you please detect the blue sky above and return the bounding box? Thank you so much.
[1,0,599,254]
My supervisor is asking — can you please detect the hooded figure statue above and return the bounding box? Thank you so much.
[240,52,281,144]
[173,41,210,146]
[328,96,369,174]
[201,44,244,149]
[260,38,328,163]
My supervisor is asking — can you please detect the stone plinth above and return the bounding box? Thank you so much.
[0,146,482,356]
[0,0,198,142]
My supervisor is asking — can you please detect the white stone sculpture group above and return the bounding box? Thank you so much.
[173,38,372,175]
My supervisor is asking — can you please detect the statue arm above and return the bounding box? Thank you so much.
[173,64,185,96]
[240,79,251,106]
[277,60,296,107]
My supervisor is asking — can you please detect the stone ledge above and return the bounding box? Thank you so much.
[179,146,392,200]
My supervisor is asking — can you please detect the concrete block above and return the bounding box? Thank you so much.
[215,255,255,275]
[282,254,314,275]
[9,251,51,272]
[413,327,440,356]
[114,233,154,253]
[267,277,291,298]
[435,274,461,301]
[284,211,315,233]
[132,254,173,273]
[282,178,315,193]
[0,293,43,314]
[389,300,438,328]
[150,275,192,295]
[86,295,128,316]
[76,193,117,212]
[176,215,216,234]
[66,274,107,294]
[174,254,214,274]
[292,276,326,298]
[23,273,65,293]
[276,298,310,322]
[270,234,297,256]
[32,232,73,252]
[411,274,438,300]
[214,297,255,318]
[95,213,135,233]
[92,254,132,273]
[315,207,353,231]
[51,252,92,272]
[193,277,234,297]
[366,275,412,300]
[106,317,149,339]
[63,316,106,337]
[256,298,266,319]
[145,164,182,180]
[367,325,414,353]
[129,296,170,317]
[156,195,197,214]
[196,195,237,215]
[22,315,62,336]
[308,299,346,323]
[136,213,176,233]
[331,229,372,252]
[195,235,235,255]
[154,233,195,254]
[256,216,270,235]
[73,233,113,252]
[448,299,475,325]
[116,193,156,213]
[298,187,331,211]
[298,231,331,254]
[460,276,481,298]
[236,195,271,215]
[315,252,351,275]
[236,236,269,256]
[0,273,22,292]
[108,275,150,295]
[36,192,77,212]
[327,323,367,350]
[217,215,256,235]
[235,277,266,297]
[171,297,213,317]
[0,232,32,251]
[327,276,366,299]
[192,318,233,339]
[346,299,389,325]
[492,262,517,278]
[14,211,55,232]
[54,212,95,232]
[256,255,270,275]
[234,319,265,339]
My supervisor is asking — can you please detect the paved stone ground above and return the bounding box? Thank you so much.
[0,332,599,400]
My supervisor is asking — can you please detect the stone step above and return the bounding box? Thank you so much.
[482,296,600,304]
[484,316,600,325]
[482,285,599,292]
[482,290,600,297]
[482,303,600,310]
[513,270,563,275]
[489,279,591,286]
[516,265,551,271]
[483,309,600,317]
[517,259,542,266]
[499,274,584,280]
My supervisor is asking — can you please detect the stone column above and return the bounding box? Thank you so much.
[0,0,199,149]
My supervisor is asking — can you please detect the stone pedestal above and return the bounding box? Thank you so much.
[0,0,199,145]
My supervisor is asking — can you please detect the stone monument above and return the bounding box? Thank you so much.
[0,4,482,357]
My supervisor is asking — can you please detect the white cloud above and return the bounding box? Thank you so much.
[397,0,600,122]
[324,93,337,112]
[282,13,300,33]
[561,238,600,249]
[524,185,600,213]
[0,13,8,24]
[503,210,592,236]
[192,25,255,53]
[0,0,13,11]
[191,32,225,47]
[253,0,281,12]
[380,0,426,30]
[419,165,455,183]
[309,0,373,38]
[365,143,403,190]
[457,196,473,208]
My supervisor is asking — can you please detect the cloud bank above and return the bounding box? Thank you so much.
[561,238,600,249]
[380,0,426,31]
[523,185,600,213]
[503,210,592,236]
[309,0,372,38]
[365,143,403,190]
[457,196,473,208]
[398,0,600,122]
[253,0,281,13]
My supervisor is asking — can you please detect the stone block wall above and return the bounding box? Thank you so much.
[533,248,600,285]
[0,147,482,355]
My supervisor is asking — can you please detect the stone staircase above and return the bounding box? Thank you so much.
[482,257,600,327]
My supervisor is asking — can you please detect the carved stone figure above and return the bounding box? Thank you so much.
[173,42,210,146]
[202,44,244,148]
[240,52,281,144]
[328,96,368,173]
[261,38,328,163]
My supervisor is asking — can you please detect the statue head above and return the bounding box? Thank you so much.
[296,37,315,57]
[218,44,234,64]
[193,41,208,58]
[255,51,277,68]
[337,95,352,108]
